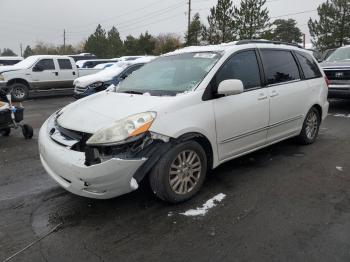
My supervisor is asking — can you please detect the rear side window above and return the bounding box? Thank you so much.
[36,59,55,70]
[295,52,322,79]
[216,50,261,90]
[58,59,73,70]
[260,50,300,85]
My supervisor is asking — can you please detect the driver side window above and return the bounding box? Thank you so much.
[35,59,55,71]
[216,50,262,91]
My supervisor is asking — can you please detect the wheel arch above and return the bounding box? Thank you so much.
[176,132,214,170]
[7,78,31,89]
[311,104,322,121]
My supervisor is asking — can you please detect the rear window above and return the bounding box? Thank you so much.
[58,59,73,70]
[295,52,322,79]
[260,50,300,85]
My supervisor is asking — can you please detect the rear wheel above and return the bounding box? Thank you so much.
[297,107,321,145]
[10,83,29,102]
[149,140,207,203]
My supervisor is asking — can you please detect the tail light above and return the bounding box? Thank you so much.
[324,76,330,87]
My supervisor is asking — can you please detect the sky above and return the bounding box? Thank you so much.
[0,0,327,55]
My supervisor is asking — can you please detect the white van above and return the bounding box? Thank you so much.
[39,41,329,203]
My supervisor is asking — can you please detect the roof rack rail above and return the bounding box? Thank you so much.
[236,40,304,49]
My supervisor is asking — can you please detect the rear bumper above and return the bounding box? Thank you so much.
[38,119,146,199]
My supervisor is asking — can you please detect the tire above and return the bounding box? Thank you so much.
[0,128,11,136]
[22,124,34,139]
[297,107,321,145]
[149,140,207,203]
[10,83,29,102]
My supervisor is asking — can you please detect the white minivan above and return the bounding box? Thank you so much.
[39,41,329,203]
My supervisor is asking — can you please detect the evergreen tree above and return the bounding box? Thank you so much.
[185,13,203,46]
[1,48,17,56]
[23,45,34,58]
[308,0,350,51]
[108,26,123,58]
[202,0,235,44]
[84,24,109,58]
[271,19,303,43]
[137,32,156,55]
[234,0,270,40]
[123,35,140,55]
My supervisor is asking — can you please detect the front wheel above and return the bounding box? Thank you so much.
[10,83,29,102]
[149,140,207,203]
[22,124,34,139]
[297,107,321,145]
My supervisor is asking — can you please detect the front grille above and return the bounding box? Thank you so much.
[75,86,88,94]
[52,120,92,151]
[324,70,350,80]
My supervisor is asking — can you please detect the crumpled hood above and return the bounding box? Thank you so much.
[57,91,172,133]
[0,65,24,74]
[74,66,125,87]
[321,61,350,69]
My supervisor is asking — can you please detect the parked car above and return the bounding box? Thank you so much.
[39,40,329,203]
[0,56,23,66]
[322,48,337,61]
[74,57,155,99]
[69,53,97,62]
[321,45,350,98]
[306,49,322,62]
[0,55,102,101]
[93,62,117,69]
[111,56,144,62]
[76,59,113,69]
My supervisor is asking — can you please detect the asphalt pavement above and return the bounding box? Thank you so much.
[1,96,350,262]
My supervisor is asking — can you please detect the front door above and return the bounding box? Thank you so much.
[31,58,59,90]
[213,50,270,161]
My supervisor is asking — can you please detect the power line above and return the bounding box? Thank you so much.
[66,2,185,35]
[68,0,184,30]
[271,9,317,19]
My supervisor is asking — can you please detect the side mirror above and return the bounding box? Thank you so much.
[217,79,244,96]
[33,64,44,72]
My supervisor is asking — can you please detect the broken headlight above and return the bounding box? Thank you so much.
[86,112,156,146]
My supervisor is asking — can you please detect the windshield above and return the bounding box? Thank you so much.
[118,52,221,96]
[14,56,39,68]
[326,47,350,62]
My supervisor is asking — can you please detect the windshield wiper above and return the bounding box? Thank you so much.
[120,90,144,95]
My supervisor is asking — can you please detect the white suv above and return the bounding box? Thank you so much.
[39,41,329,203]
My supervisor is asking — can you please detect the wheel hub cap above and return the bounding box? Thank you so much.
[169,150,202,195]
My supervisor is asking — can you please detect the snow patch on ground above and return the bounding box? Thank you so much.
[336,166,343,172]
[333,114,350,118]
[180,193,226,217]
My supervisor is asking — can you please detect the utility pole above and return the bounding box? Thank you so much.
[303,33,306,48]
[187,0,191,39]
[20,43,23,57]
[63,29,66,54]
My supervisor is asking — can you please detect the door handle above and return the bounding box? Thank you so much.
[270,90,279,97]
[258,94,268,100]
[52,72,58,76]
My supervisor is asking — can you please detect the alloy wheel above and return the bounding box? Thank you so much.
[169,150,202,195]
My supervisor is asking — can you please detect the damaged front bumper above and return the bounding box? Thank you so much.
[38,116,162,199]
